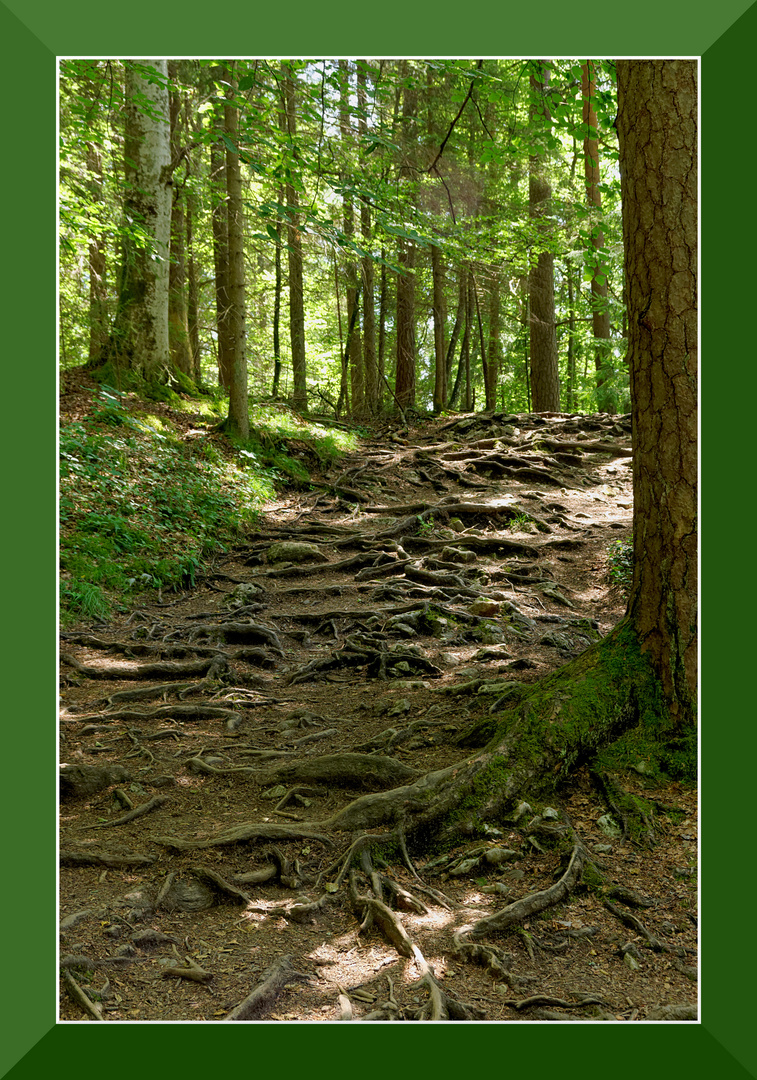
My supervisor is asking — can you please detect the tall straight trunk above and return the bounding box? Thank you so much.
[445,268,466,402]
[224,64,248,439]
[565,258,576,412]
[110,59,171,380]
[209,73,232,391]
[357,60,378,416]
[282,63,307,412]
[168,64,192,377]
[395,239,416,409]
[85,141,108,363]
[431,242,447,414]
[183,95,201,385]
[483,270,500,411]
[464,267,474,411]
[617,59,698,722]
[338,60,363,417]
[272,211,283,396]
[377,251,388,412]
[582,60,613,412]
[528,64,560,411]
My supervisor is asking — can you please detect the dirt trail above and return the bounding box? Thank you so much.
[59,410,698,1022]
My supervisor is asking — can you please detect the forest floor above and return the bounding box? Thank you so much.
[59,387,698,1023]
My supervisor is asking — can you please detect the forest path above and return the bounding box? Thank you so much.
[59,409,697,1022]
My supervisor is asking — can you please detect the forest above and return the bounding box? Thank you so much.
[58,58,698,1024]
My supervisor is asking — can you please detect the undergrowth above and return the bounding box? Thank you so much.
[60,387,355,624]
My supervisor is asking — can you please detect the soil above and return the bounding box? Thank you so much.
[59,384,698,1023]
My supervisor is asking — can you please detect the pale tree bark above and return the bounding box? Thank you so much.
[483,269,501,411]
[528,63,560,411]
[617,59,698,723]
[282,62,308,413]
[110,59,171,380]
[582,60,613,412]
[394,63,418,412]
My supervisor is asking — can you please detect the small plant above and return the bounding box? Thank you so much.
[608,538,633,593]
[417,514,436,536]
[508,512,531,531]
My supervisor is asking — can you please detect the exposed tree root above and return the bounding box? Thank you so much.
[224,955,310,1020]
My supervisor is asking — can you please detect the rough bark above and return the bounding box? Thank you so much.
[617,60,698,725]
[209,67,232,391]
[168,63,192,378]
[357,60,379,416]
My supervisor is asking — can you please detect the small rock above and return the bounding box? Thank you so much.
[261,785,288,800]
[597,813,622,839]
[449,858,480,877]
[513,801,532,822]
[481,883,512,895]
[469,599,501,617]
[483,847,518,866]
[593,843,613,855]
[448,518,465,532]
[542,806,559,820]
[264,542,328,565]
[624,952,641,971]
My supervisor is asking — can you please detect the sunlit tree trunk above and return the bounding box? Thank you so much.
[582,60,613,411]
[483,269,500,411]
[110,59,171,380]
[282,63,308,413]
[224,63,249,439]
[617,59,698,724]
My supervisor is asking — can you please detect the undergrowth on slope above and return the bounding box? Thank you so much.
[60,387,357,624]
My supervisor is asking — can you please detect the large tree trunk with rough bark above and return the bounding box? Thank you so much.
[616,59,698,726]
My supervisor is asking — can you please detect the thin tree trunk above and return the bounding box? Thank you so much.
[528,63,560,412]
[395,239,416,410]
[357,60,378,416]
[85,141,108,363]
[338,60,363,417]
[224,64,248,439]
[168,64,192,378]
[582,60,613,412]
[282,63,307,413]
[209,72,232,391]
[431,242,447,413]
[484,270,501,412]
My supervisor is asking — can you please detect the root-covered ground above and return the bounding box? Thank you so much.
[59,400,697,1023]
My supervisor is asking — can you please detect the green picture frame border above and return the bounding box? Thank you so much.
[2,0,752,1073]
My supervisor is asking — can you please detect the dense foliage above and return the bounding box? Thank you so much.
[59,58,629,416]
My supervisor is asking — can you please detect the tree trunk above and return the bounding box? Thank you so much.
[528,64,560,412]
[168,65,192,379]
[282,63,308,413]
[85,141,108,363]
[224,64,249,439]
[339,60,364,418]
[209,72,232,392]
[109,59,171,381]
[357,60,379,417]
[394,239,416,410]
[617,59,698,725]
[431,242,447,414]
[582,60,613,412]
